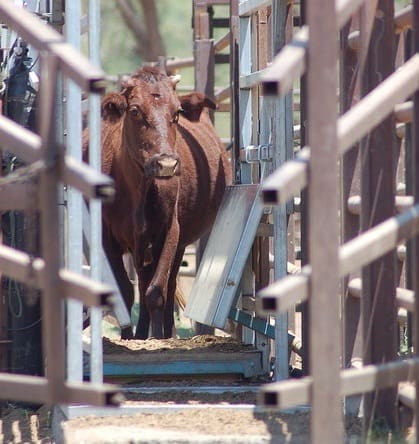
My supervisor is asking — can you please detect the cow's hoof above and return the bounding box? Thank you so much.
[120,326,133,340]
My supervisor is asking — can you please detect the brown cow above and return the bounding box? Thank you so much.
[85,67,231,339]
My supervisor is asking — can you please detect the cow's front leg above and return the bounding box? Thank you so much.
[146,215,180,339]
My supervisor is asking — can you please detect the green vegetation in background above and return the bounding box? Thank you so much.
[98,2,194,78]
[91,2,231,138]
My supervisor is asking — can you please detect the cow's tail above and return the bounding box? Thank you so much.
[175,284,186,311]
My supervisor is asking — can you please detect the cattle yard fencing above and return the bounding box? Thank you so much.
[254,0,419,441]
[2,0,419,441]
[0,0,121,406]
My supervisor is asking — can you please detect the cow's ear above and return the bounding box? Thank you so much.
[101,93,127,121]
[179,93,216,122]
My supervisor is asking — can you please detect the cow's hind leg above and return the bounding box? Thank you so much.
[164,248,185,338]
[103,230,134,339]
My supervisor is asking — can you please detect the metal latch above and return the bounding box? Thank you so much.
[240,144,273,164]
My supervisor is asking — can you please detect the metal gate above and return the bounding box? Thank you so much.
[185,0,296,380]
[0,0,120,406]
[256,0,419,441]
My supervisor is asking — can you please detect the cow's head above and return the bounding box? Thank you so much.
[101,67,182,178]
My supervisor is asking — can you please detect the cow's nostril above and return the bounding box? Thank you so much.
[145,154,181,177]
[156,157,180,177]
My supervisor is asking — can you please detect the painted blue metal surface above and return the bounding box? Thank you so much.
[84,353,264,379]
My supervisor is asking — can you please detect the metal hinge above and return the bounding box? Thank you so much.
[240,144,273,164]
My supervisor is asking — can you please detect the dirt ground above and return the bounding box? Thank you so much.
[0,395,364,444]
[0,335,414,443]
[2,398,416,443]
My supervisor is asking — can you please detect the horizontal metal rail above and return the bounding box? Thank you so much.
[0,372,121,405]
[257,202,419,315]
[0,115,115,204]
[0,114,41,163]
[347,195,414,215]
[262,54,419,205]
[259,358,419,410]
[0,0,105,92]
[347,277,414,313]
[0,244,114,308]
[261,0,365,96]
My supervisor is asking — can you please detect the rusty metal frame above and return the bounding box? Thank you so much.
[0,0,120,406]
[255,0,419,440]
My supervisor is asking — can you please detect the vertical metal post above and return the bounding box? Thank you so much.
[38,51,66,402]
[238,11,256,345]
[340,11,363,416]
[412,0,419,437]
[239,14,252,184]
[230,0,240,183]
[307,0,342,442]
[360,0,397,431]
[88,0,103,383]
[65,0,83,382]
[299,0,310,377]
[271,0,290,382]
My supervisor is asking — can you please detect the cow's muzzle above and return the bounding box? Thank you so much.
[145,154,181,178]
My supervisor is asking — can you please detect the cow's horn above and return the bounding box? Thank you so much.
[170,74,181,86]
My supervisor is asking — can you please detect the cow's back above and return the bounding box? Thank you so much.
[175,109,232,246]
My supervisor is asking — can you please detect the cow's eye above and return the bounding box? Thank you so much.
[130,107,139,117]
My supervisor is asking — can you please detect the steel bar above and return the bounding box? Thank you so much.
[259,358,419,410]
[269,0,292,382]
[306,0,342,438]
[0,0,105,93]
[338,54,419,152]
[0,243,114,309]
[262,0,402,98]
[66,0,84,385]
[166,56,195,70]
[347,278,414,312]
[261,0,364,96]
[0,373,121,406]
[395,101,413,123]
[215,85,230,102]
[62,155,115,202]
[0,182,38,210]
[257,203,419,315]
[409,0,419,432]
[60,270,114,308]
[262,55,419,206]
[261,146,310,204]
[214,31,230,52]
[340,13,363,377]
[88,0,104,384]
[261,26,308,96]
[394,5,412,34]
[0,114,41,163]
[399,384,415,409]
[347,195,414,215]
[347,6,414,52]
[38,50,66,403]
[257,264,310,314]
[0,243,43,288]
[61,381,122,406]
[0,373,49,403]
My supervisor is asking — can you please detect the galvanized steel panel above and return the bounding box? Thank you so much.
[185,185,263,328]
